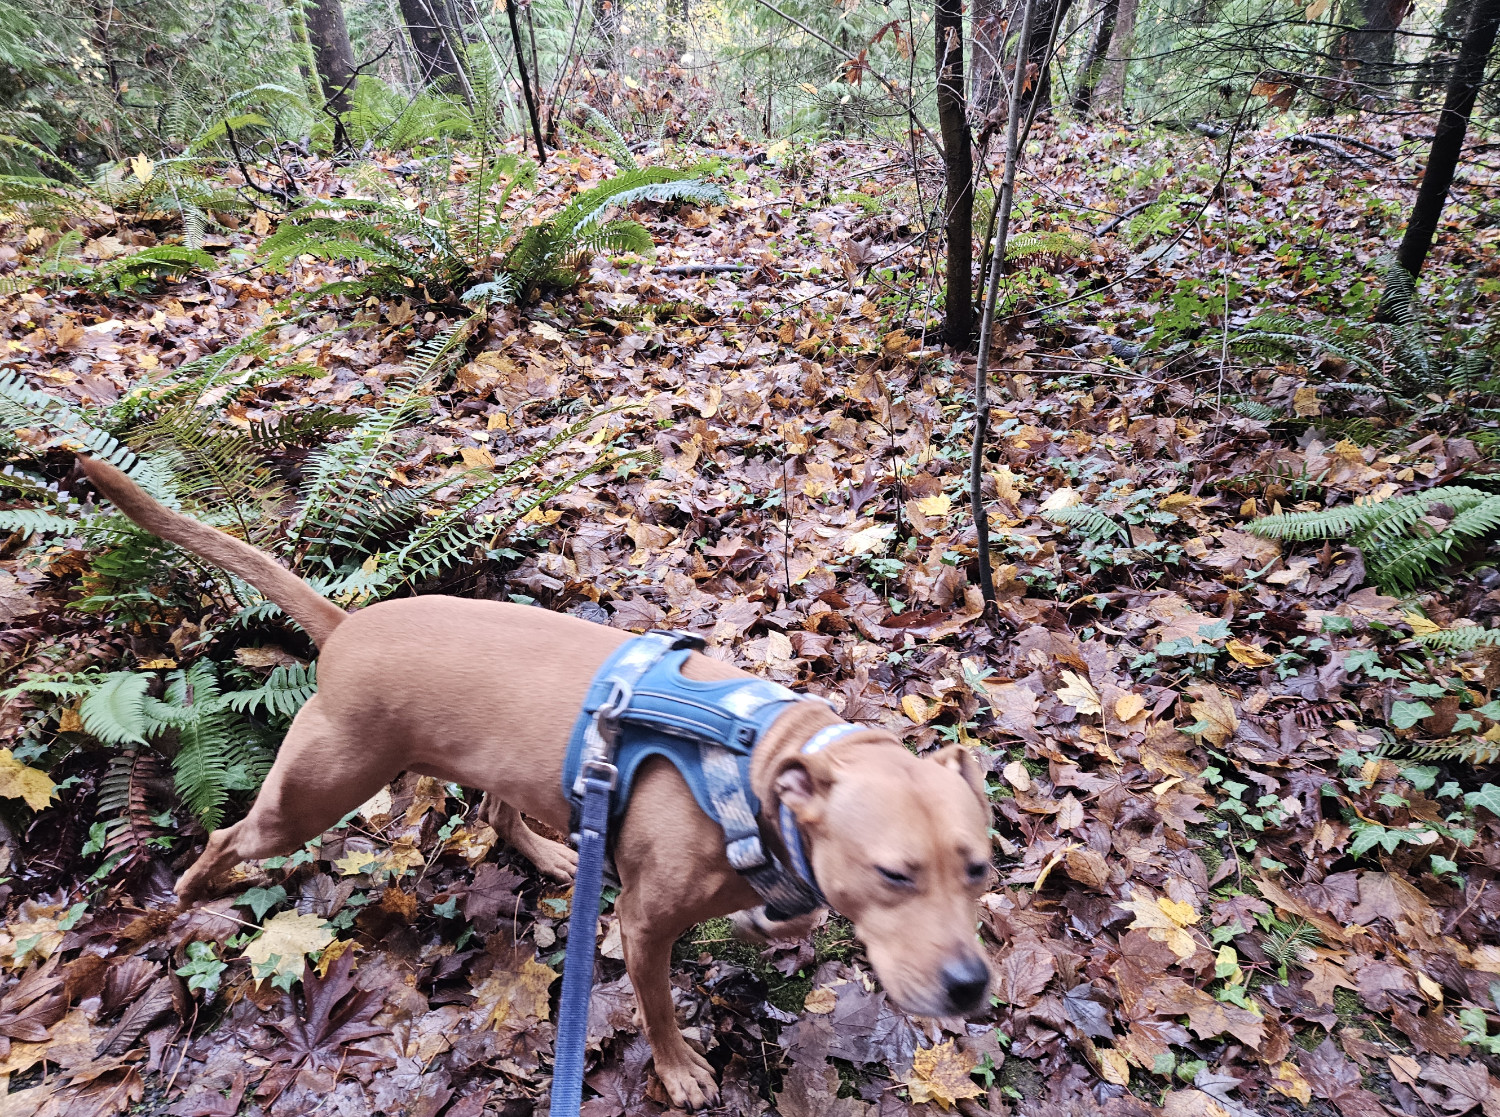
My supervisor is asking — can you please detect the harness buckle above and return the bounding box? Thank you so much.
[580,759,619,791]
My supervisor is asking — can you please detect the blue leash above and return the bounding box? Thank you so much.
[549,757,616,1117]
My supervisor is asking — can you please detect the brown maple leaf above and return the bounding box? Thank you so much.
[262,951,390,1076]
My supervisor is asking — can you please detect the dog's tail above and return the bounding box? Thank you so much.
[78,457,347,647]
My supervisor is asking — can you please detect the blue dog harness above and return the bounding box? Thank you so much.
[548,630,862,1117]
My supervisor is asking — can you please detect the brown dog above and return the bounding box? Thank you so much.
[79,456,993,1109]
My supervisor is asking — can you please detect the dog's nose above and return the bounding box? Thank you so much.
[940,956,990,1013]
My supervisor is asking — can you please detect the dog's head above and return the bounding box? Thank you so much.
[775,739,993,1017]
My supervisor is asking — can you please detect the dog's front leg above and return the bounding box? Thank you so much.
[616,888,719,1110]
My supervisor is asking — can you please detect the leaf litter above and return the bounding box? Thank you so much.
[0,104,1498,1117]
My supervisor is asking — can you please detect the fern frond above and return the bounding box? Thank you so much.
[96,749,164,868]
[0,508,79,536]
[1045,504,1128,543]
[1377,739,1500,765]
[79,671,150,746]
[225,663,317,720]
[1414,625,1500,651]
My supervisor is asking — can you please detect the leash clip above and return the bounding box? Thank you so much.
[594,679,633,748]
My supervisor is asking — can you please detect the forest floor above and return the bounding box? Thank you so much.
[1,107,1500,1117]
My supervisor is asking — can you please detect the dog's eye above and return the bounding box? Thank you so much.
[876,866,914,888]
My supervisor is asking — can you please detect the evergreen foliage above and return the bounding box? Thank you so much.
[1250,486,1500,592]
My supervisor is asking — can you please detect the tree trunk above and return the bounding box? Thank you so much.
[969,0,1006,131]
[306,0,357,113]
[1329,0,1414,102]
[1021,0,1071,115]
[397,0,460,85]
[936,0,973,347]
[588,0,621,67]
[507,0,547,162]
[1388,0,1500,286]
[1072,0,1121,113]
[1408,0,1470,98]
[1092,0,1137,108]
[283,0,325,106]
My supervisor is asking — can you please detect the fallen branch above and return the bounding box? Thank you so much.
[1095,198,1155,235]
[1287,135,1373,170]
[651,263,754,275]
[1296,132,1397,160]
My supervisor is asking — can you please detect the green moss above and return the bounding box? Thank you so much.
[1000,1056,1043,1100]
[1334,986,1363,1021]
[1294,1025,1329,1051]
[674,915,862,1016]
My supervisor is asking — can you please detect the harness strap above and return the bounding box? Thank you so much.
[551,630,695,1117]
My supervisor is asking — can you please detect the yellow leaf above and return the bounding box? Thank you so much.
[1292,386,1321,417]
[1305,0,1330,18]
[129,153,153,183]
[460,446,495,469]
[0,748,56,811]
[992,466,1020,503]
[1117,895,1199,960]
[1404,612,1442,637]
[913,494,951,518]
[905,1040,984,1109]
[1002,759,1031,792]
[1225,638,1275,667]
[803,986,838,1013]
[474,955,560,1028]
[1055,671,1102,716]
[799,82,820,95]
[902,694,934,724]
[334,850,380,876]
[521,506,563,526]
[1098,1048,1131,1086]
[138,657,177,669]
[1270,1061,1312,1104]
[241,911,335,986]
[844,523,893,555]
[1114,693,1147,722]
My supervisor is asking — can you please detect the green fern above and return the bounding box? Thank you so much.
[1414,625,1500,652]
[1233,266,1496,411]
[1250,486,1500,592]
[1378,739,1500,765]
[289,315,478,559]
[225,663,317,720]
[264,152,726,305]
[1044,504,1129,544]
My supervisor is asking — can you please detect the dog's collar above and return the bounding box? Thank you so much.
[772,721,862,910]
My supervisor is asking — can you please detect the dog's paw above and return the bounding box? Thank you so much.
[728,905,823,945]
[530,840,578,882]
[655,1047,719,1110]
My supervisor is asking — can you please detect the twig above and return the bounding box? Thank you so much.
[506,0,547,163]
[1287,134,1373,169]
[969,0,1037,607]
[1297,131,1397,160]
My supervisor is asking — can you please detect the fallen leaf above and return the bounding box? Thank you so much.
[905,1040,984,1108]
[1056,671,1102,716]
[241,912,335,987]
[1225,638,1275,667]
[0,748,56,811]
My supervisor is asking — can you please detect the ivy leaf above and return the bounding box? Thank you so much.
[1391,701,1434,729]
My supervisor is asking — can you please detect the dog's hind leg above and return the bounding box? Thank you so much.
[479,796,577,882]
[175,696,394,903]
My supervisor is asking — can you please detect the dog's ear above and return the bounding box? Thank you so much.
[774,754,835,825]
[931,744,990,818]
